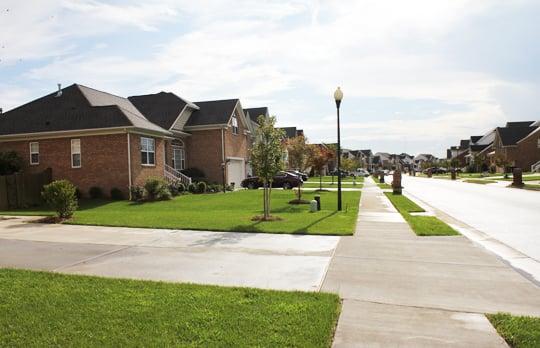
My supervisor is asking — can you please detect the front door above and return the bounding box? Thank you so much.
[172,147,185,171]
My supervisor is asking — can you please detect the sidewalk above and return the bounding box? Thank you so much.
[322,177,540,347]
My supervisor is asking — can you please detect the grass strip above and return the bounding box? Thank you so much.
[0,190,361,236]
[384,192,459,236]
[487,313,540,348]
[464,179,497,184]
[0,269,341,347]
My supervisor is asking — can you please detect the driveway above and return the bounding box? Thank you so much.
[0,216,339,291]
[402,175,540,282]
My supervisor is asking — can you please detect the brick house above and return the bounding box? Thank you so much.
[490,121,540,172]
[0,84,266,197]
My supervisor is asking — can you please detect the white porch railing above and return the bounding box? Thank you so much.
[532,160,540,173]
[164,164,192,186]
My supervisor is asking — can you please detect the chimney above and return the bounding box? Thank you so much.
[55,83,62,97]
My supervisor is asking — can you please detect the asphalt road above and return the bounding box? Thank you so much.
[402,175,540,281]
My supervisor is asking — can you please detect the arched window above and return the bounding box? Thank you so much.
[171,139,185,170]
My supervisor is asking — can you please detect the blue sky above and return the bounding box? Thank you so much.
[1,0,539,157]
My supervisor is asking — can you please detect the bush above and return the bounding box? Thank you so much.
[207,184,223,193]
[144,177,172,201]
[0,151,23,175]
[177,182,186,193]
[168,182,186,197]
[89,186,103,199]
[197,181,207,194]
[110,188,124,200]
[130,186,145,202]
[181,167,206,182]
[188,182,197,193]
[41,180,78,219]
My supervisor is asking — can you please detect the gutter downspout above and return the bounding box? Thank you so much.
[127,131,132,199]
[221,128,226,189]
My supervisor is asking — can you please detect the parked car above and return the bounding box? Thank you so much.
[330,169,352,178]
[241,172,303,189]
[352,168,370,177]
[422,167,447,174]
[286,170,308,181]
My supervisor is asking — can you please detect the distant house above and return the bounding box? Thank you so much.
[413,153,437,170]
[374,152,392,170]
[279,127,304,139]
[490,121,539,172]
[0,84,257,197]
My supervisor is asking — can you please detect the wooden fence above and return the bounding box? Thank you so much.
[0,168,52,210]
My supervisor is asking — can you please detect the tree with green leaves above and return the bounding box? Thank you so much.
[286,135,310,202]
[250,116,285,220]
[341,156,360,185]
[0,151,23,176]
[324,143,337,184]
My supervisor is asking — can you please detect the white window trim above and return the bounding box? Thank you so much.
[71,139,81,168]
[141,137,156,166]
[231,115,239,135]
[29,142,39,165]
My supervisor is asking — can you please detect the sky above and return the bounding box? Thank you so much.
[1,0,539,157]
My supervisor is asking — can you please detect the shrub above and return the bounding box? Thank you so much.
[177,182,186,193]
[169,182,186,197]
[197,181,207,194]
[226,184,235,192]
[110,188,124,200]
[89,186,103,199]
[188,182,197,193]
[0,151,23,175]
[144,177,172,201]
[41,180,78,219]
[181,167,206,182]
[130,186,145,202]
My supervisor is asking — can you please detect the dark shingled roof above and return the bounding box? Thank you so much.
[506,121,534,128]
[360,149,372,156]
[279,127,298,139]
[244,107,268,124]
[129,92,188,130]
[459,139,470,149]
[470,136,482,144]
[0,84,169,136]
[497,126,538,146]
[185,99,239,127]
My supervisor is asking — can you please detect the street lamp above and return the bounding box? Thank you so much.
[334,87,343,211]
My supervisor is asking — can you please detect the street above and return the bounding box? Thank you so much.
[402,175,540,281]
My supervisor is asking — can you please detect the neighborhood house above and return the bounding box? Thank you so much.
[0,84,270,197]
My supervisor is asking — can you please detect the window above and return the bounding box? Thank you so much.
[231,115,239,135]
[71,139,81,168]
[29,142,39,165]
[141,137,155,166]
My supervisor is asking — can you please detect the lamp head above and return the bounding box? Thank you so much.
[334,87,343,101]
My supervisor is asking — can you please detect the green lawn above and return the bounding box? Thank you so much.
[303,182,363,189]
[0,269,340,347]
[0,189,360,235]
[487,313,540,348]
[377,183,392,189]
[501,175,540,181]
[307,176,362,182]
[384,192,459,236]
[464,179,497,184]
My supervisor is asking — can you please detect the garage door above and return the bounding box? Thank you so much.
[227,159,245,188]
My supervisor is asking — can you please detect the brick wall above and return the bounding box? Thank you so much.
[515,130,540,170]
[0,133,130,197]
[129,133,166,187]
[184,129,224,184]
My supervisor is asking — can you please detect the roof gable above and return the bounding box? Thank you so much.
[497,126,538,146]
[129,92,187,130]
[185,99,239,127]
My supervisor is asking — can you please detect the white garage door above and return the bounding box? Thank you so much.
[227,159,245,188]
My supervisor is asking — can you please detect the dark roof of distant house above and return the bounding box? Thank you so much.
[185,99,239,127]
[506,121,534,128]
[470,144,489,152]
[128,92,198,130]
[279,127,298,139]
[497,125,538,146]
[244,107,268,124]
[470,136,482,144]
[459,139,470,149]
[0,84,170,136]
[360,149,372,156]
[446,149,451,159]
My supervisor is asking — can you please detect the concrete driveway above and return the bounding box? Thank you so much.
[401,175,540,282]
[0,216,339,291]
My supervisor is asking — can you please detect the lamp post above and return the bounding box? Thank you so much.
[334,87,343,211]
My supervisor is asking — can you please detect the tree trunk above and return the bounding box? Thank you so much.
[268,183,272,217]
[319,173,322,190]
[263,182,268,219]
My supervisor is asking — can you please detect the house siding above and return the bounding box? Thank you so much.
[0,133,130,197]
[515,130,540,170]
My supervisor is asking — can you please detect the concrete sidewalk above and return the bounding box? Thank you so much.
[322,177,540,347]
[0,217,339,291]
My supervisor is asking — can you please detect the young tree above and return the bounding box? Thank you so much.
[308,145,332,190]
[0,151,23,175]
[341,156,360,185]
[250,116,285,220]
[286,135,310,202]
[324,143,337,184]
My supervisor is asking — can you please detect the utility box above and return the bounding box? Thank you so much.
[314,195,321,210]
[310,200,318,212]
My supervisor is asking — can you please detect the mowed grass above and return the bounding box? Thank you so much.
[464,179,498,184]
[0,269,341,347]
[487,313,540,348]
[306,175,362,182]
[0,190,360,235]
[384,192,459,236]
[302,182,363,189]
